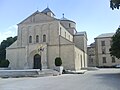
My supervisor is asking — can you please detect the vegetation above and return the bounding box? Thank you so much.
[0,36,17,67]
[0,36,17,60]
[109,27,120,59]
[55,57,62,66]
[0,59,10,67]
[110,0,120,10]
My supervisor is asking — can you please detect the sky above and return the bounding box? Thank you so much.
[0,0,120,45]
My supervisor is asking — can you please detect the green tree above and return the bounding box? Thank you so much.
[0,59,10,67]
[109,27,120,59]
[110,0,120,10]
[55,57,62,66]
[0,36,17,60]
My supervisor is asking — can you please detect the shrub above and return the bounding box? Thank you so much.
[0,59,10,67]
[55,57,62,66]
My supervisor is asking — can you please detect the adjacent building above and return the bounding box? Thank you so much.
[6,7,87,70]
[87,42,96,67]
[88,33,120,67]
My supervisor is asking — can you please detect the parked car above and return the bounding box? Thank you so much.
[115,64,120,68]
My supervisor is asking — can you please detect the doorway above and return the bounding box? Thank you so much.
[33,54,42,70]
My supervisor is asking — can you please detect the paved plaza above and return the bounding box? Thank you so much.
[0,68,120,90]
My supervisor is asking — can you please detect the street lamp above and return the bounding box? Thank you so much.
[38,46,44,71]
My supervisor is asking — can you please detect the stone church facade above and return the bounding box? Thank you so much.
[6,7,87,70]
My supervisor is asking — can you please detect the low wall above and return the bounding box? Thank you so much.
[0,67,11,70]
[0,69,40,77]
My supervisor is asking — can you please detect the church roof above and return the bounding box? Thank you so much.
[6,41,18,49]
[95,33,114,39]
[60,14,75,24]
[41,7,55,16]
[18,10,40,25]
[75,31,87,40]
[60,17,69,20]
[18,9,56,25]
[75,31,87,36]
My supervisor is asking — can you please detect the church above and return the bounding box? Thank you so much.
[6,7,87,70]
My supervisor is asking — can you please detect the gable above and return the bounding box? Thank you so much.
[6,41,17,49]
[18,11,56,25]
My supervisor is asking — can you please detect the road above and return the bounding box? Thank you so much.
[0,68,120,90]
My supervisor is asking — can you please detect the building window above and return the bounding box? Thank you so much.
[29,36,32,43]
[36,35,39,43]
[69,35,70,40]
[89,57,93,64]
[110,40,112,46]
[69,23,71,27]
[103,57,106,63]
[65,32,66,38]
[112,57,115,63]
[43,34,46,42]
[91,58,93,63]
[102,47,106,54]
[101,41,105,46]
[81,55,82,67]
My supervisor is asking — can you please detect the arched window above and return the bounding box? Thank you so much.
[69,23,71,27]
[36,35,39,43]
[43,34,46,42]
[69,35,70,40]
[65,32,66,38]
[29,36,32,43]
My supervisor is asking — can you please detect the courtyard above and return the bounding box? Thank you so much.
[0,68,120,90]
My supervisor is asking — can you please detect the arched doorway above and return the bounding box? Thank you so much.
[33,54,42,70]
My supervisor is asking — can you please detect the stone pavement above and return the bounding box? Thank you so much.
[0,68,120,90]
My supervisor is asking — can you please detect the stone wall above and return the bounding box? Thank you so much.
[6,47,26,69]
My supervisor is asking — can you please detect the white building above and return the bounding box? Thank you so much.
[94,33,120,67]
[87,43,96,67]
[6,7,87,70]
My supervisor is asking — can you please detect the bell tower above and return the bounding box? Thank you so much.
[41,7,55,17]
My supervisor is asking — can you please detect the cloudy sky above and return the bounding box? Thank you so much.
[0,0,120,44]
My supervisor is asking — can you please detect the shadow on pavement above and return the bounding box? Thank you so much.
[94,72,120,90]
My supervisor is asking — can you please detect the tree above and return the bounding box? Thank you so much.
[0,36,17,60]
[109,27,120,59]
[0,59,10,67]
[55,57,62,66]
[110,0,120,10]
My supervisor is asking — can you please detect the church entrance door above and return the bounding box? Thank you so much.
[33,54,42,70]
